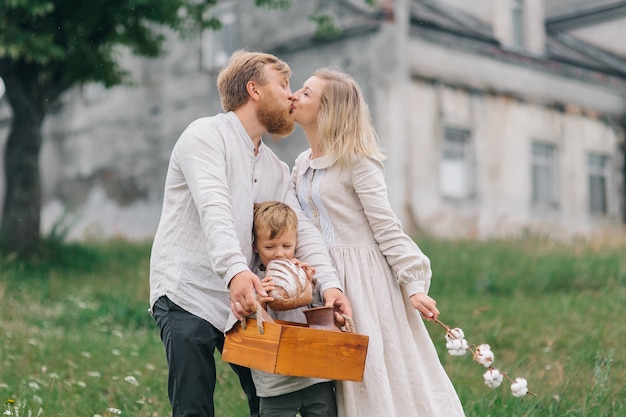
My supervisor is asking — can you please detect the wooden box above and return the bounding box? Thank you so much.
[222,318,369,382]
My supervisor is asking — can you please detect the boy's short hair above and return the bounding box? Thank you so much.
[217,50,291,112]
[253,201,298,240]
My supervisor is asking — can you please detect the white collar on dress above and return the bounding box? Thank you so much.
[307,152,337,170]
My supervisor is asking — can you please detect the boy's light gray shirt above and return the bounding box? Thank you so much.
[226,268,328,397]
[149,112,342,332]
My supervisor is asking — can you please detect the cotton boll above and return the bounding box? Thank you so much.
[483,368,504,388]
[511,377,528,397]
[475,344,495,367]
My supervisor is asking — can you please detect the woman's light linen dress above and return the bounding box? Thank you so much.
[293,150,465,417]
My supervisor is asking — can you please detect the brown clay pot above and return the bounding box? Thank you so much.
[303,306,341,332]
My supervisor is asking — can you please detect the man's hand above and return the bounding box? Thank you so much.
[229,270,271,321]
[323,287,353,327]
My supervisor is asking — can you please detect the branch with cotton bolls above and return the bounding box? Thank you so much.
[433,318,536,397]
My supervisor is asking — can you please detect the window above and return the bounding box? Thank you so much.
[511,0,525,48]
[201,1,238,71]
[588,153,610,215]
[440,127,473,199]
[531,142,558,207]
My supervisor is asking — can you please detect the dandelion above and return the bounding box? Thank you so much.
[4,400,16,417]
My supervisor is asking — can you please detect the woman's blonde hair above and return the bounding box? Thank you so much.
[253,201,298,240]
[314,68,385,167]
[217,50,291,112]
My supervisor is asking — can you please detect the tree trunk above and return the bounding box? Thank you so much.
[0,71,44,255]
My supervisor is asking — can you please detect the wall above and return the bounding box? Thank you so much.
[406,79,623,238]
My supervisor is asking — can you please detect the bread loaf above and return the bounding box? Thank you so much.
[266,259,313,311]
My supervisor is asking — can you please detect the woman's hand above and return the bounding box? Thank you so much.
[409,292,440,321]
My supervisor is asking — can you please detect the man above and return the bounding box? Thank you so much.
[149,50,351,417]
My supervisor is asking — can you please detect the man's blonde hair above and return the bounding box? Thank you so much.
[314,68,385,167]
[217,50,291,112]
[253,201,298,240]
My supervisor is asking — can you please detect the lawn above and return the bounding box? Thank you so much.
[1,236,624,416]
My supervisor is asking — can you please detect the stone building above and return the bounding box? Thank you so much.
[0,0,625,241]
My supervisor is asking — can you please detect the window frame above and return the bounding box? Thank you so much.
[511,0,525,49]
[439,126,475,200]
[587,152,610,216]
[200,1,238,72]
[530,141,559,209]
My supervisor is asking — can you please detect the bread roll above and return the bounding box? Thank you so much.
[266,259,313,311]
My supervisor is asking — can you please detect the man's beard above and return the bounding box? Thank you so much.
[257,93,295,137]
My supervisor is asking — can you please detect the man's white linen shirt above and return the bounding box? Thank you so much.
[149,112,342,332]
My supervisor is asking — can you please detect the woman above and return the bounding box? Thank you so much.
[290,68,465,417]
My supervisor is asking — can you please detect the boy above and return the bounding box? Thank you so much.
[230,201,337,417]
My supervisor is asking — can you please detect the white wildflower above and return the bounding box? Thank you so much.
[28,381,40,390]
[107,408,122,415]
[87,371,102,378]
[483,368,504,388]
[124,376,139,386]
[511,377,528,397]
[474,344,495,367]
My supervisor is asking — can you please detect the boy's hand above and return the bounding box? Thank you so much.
[257,276,275,308]
[292,258,317,287]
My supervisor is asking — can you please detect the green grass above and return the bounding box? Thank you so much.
[1,236,624,416]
